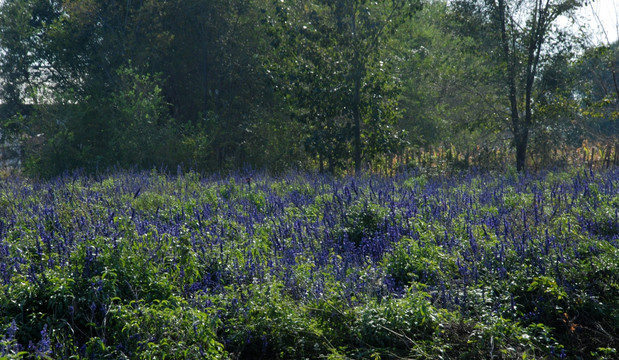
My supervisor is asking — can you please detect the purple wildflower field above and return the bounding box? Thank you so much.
[1,167,618,359]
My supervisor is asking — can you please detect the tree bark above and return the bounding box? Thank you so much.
[514,126,529,172]
[497,0,526,172]
[353,69,362,173]
[611,66,619,104]
[351,6,362,173]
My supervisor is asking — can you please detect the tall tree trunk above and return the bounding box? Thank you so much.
[200,4,210,124]
[520,0,547,172]
[611,66,619,104]
[353,69,362,173]
[498,0,525,172]
[351,7,362,173]
[514,125,529,172]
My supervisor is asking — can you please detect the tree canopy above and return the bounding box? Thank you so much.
[0,0,617,176]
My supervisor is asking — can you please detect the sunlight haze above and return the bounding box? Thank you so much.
[585,0,619,44]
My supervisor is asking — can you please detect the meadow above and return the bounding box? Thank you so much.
[0,167,618,359]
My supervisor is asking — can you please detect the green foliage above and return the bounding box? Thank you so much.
[398,1,505,151]
[439,0,586,171]
[16,65,177,177]
[464,316,558,359]
[109,298,225,359]
[354,289,441,350]
[1,0,609,175]
[340,201,387,246]
[575,42,619,130]
[0,0,300,175]
[109,66,174,168]
[265,0,418,171]
[384,236,454,289]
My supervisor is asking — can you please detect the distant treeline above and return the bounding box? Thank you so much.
[0,0,617,177]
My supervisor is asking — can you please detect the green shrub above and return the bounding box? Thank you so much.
[107,297,226,359]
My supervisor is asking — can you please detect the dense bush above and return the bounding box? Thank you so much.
[1,167,618,358]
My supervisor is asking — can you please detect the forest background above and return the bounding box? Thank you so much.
[0,0,618,177]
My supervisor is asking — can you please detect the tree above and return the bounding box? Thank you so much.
[268,0,420,172]
[0,0,288,175]
[0,0,62,110]
[397,1,506,154]
[0,0,177,174]
[573,41,619,143]
[586,0,619,107]
[452,0,584,171]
